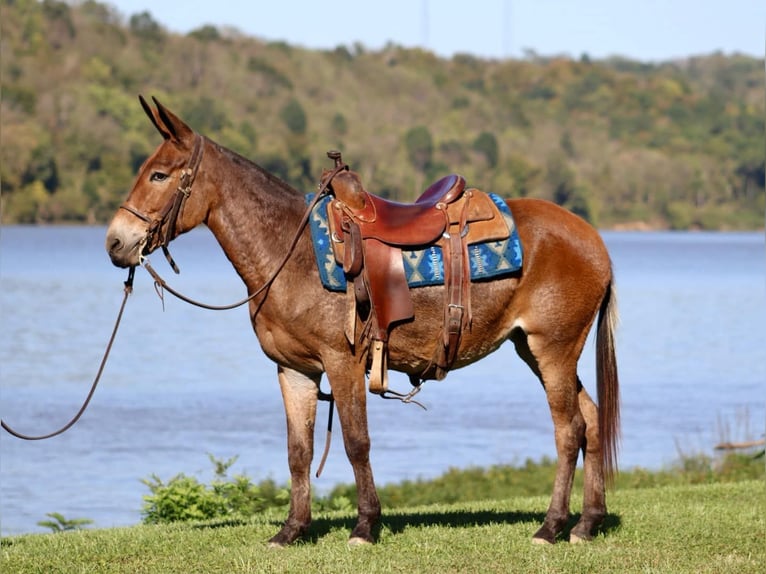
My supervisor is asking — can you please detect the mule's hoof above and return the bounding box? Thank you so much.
[532,526,556,545]
[569,532,592,544]
[267,541,286,549]
[348,536,373,547]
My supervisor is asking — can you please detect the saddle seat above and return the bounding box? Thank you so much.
[329,173,466,246]
[320,153,510,395]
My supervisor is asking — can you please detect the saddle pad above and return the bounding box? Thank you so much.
[306,193,523,292]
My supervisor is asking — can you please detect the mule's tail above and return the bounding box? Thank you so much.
[596,278,620,486]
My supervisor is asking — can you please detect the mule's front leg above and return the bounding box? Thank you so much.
[269,366,320,547]
[329,363,381,545]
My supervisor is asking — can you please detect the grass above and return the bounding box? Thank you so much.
[2,480,764,573]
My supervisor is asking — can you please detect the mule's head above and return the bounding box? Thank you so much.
[106,96,208,269]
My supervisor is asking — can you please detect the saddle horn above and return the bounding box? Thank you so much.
[327,150,345,169]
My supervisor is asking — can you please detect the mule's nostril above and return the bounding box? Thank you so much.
[107,236,123,255]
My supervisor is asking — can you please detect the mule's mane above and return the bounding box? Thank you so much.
[211,139,304,202]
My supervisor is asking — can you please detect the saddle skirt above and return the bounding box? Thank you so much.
[307,192,523,291]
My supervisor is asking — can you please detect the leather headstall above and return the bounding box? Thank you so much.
[120,133,205,273]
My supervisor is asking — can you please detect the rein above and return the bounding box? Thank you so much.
[138,157,348,312]
[1,267,136,440]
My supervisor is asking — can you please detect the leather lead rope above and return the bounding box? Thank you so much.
[1,267,136,440]
[315,393,334,478]
[1,160,350,441]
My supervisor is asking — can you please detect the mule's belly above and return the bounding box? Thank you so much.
[384,278,520,375]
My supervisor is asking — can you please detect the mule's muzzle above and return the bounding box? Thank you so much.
[105,223,147,268]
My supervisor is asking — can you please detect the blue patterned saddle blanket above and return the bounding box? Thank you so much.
[306,193,523,292]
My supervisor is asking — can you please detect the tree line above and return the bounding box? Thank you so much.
[1,0,763,229]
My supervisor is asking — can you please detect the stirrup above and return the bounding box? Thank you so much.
[368,340,388,394]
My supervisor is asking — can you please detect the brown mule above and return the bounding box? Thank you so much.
[106,97,619,546]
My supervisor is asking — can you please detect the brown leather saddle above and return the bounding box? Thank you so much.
[319,151,510,395]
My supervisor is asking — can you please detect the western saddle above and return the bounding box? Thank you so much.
[319,151,510,396]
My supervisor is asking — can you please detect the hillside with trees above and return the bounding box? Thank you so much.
[1,0,764,229]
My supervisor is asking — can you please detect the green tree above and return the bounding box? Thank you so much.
[331,112,348,137]
[129,11,164,43]
[472,131,499,169]
[404,125,433,173]
[0,0,762,229]
[280,98,307,136]
[5,180,49,223]
[560,130,576,158]
[183,97,229,133]
[545,152,577,206]
[41,0,75,47]
[506,154,541,198]
[188,25,220,42]
[21,143,59,192]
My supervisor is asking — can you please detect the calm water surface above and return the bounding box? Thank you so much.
[1,226,764,535]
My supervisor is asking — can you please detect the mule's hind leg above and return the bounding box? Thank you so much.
[569,382,606,542]
[512,331,584,543]
[536,363,585,544]
[269,366,320,547]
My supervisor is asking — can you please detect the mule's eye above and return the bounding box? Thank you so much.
[150,171,168,182]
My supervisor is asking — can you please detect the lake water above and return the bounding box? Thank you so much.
[1,226,764,535]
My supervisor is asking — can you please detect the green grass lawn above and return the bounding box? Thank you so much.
[2,480,763,574]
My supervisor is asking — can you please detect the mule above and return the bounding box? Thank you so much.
[106,97,619,545]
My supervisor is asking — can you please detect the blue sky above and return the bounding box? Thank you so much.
[108,0,763,61]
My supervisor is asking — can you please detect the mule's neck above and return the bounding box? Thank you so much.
[202,141,312,292]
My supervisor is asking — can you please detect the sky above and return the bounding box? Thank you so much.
[106,0,764,62]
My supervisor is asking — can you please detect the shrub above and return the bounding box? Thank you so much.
[38,512,93,533]
[140,455,289,524]
[141,451,764,524]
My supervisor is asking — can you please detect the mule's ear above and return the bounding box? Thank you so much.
[152,96,195,147]
[139,94,172,140]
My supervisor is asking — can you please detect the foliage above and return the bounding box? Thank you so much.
[279,98,308,136]
[137,451,764,525]
[140,454,288,524]
[404,125,434,173]
[36,512,93,533]
[0,1,763,229]
[128,11,163,43]
[326,450,764,509]
[472,131,499,168]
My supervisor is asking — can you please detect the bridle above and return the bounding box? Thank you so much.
[120,133,205,274]
[122,142,350,312]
